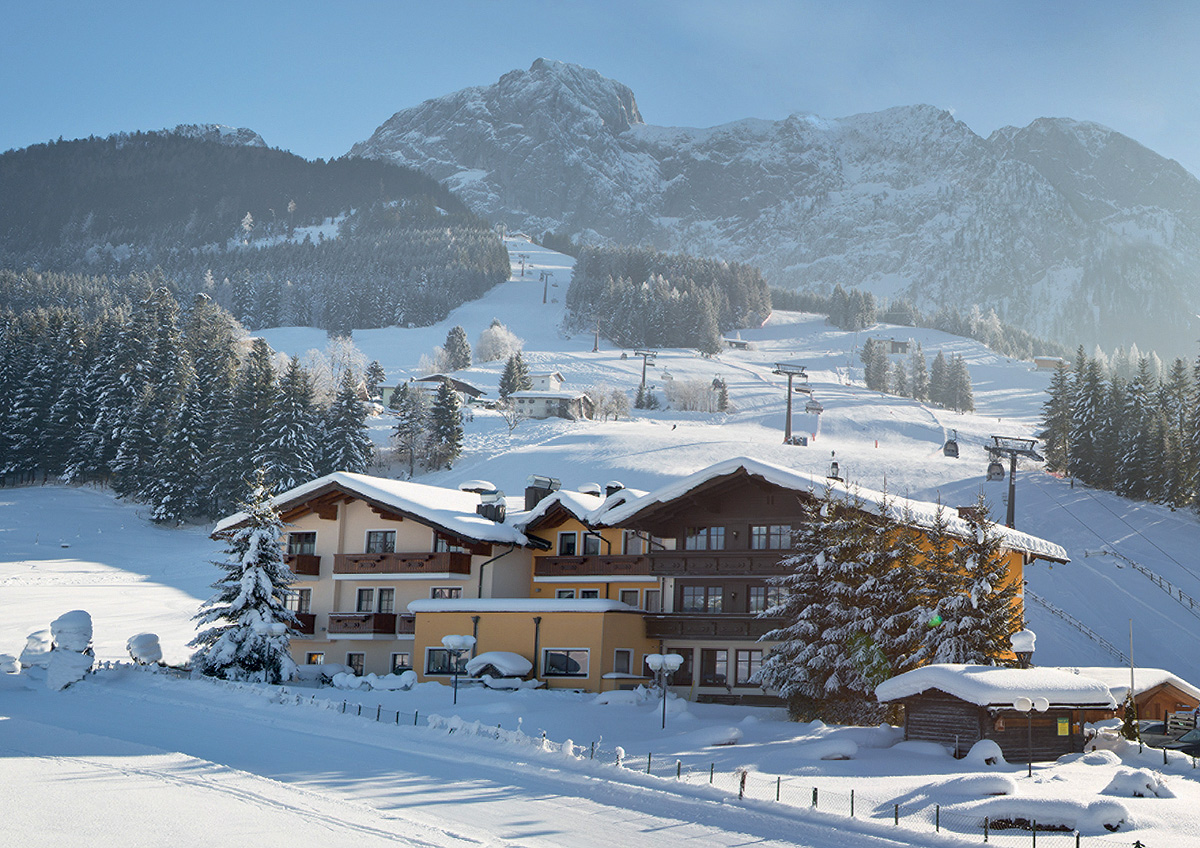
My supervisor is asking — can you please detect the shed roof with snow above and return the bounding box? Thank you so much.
[875,664,1116,709]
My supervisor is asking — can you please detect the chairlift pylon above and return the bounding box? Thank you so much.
[943,429,959,459]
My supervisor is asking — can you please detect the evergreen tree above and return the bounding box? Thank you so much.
[860,338,889,392]
[713,377,730,412]
[364,360,386,399]
[1116,357,1157,500]
[391,382,429,478]
[1069,354,1107,483]
[190,474,298,683]
[891,360,908,398]
[910,501,960,667]
[947,355,974,412]
[426,378,464,470]
[443,325,471,371]
[909,343,929,402]
[1039,363,1072,473]
[209,338,277,514]
[498,351,532,399]
[863,500,931,679]
[929,351,949,406]
[146,385,205,523]
[257,357,318,492]
[322,369,374,474]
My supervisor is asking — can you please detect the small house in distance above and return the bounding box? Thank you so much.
[872,337,911,355]
[509,372,594,420]
[1034,356,1067,372]
[875,664,1116,760]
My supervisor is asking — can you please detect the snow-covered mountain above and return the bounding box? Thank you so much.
[352,60,1200,357]
[169,122,267,147]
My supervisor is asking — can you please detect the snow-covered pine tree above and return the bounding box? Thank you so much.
[891,360,909,398]
[208,337,278,514]
[860,338,889,392]
[713,377,729,412]
[909,499,960,667]
[426,378,463,470]
[322,369,374,474]
[1116,357,1157,500]
[909,343,929,402]
[929,351,949,407]
[146,384,205,524]
[498,350,532,399]
[190,474,298,683]
[1069,352,1106,483]
[1039,362,1072,473]
[391,382,429,479]
[947,355,974,412]
[364,360,386,399]
[443,325,471,371]
[257,357,318,492]
[861,497,930,682]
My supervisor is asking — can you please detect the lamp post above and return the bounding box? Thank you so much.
[645,653,684,729]
[1012,695,1050,777]
[441,634,476,705]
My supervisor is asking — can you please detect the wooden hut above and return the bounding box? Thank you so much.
[876,665,1116,761]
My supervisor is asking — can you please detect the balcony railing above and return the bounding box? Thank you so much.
[647,550,791,576]
[644,614,783,640]
[535,555,651,577]
[396,614,416,635]
[332,551,472,576]
[285,554,321,576]
[291,612,316,635]
[327,613,398,635]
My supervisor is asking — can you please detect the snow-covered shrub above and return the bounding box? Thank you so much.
[594,685,652,705]
[127,633,163,665]
[793,738,857,760]
[47,650,94,691]
[937,774,1016,796]
[665,379,720,412]
[51,610,93,653]
[1103,767,1175,798]
[466,651,532,679]
[479,675,542,690]
[46,610,94,690]
[963,739,1006,766]
[20,630,52,669]
[475,320,523,363]
[0,654,19,674]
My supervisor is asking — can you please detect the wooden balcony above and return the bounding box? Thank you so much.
[644,614,783,641]
[291,612,316,635]
[285,554,321,576]
[648,550,791,576]
[327,613,398,635]
[535,554,651,577]
[333,551,472,576]
[396,614,416,635]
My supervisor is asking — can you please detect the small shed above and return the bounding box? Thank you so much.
[876,664,1116,760]
[412,375,487,400]
[1059,666,1200,724]
[1034,357,1067,372]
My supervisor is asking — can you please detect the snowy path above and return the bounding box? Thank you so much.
[0,672,976,848]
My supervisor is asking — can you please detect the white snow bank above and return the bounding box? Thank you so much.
[890,740,952,757]
[673,726,743,748]
[19,630,51,669]
[876,664,1116,707]
[594,686,653,705]
[292,662,353,682]
[937,774,1016,796]
[126,633,162,665]
[46,649,93,691]
[963,739,1007,766]
[466,651,532,677]
[51,610,93,652]
[1059,749,1122,766]
[794,738,857,760]
[1102,767,1176,798]
[330,671,417,691]
[0,654,19,674]
[479,675,542,690]
[950,797,1128,835]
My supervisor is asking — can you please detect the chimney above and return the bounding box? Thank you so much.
[579,482,602,497]
[605,480,625,498]
[475,490,507,523]
[525,474,561,511]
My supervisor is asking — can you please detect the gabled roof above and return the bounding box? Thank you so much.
[412,375,486,397]
[508,390,589,401]
[597,456,1068,562]
[875,664,1116,708]
[213,472,526,546]
[1056,667,1200,705]
[517,489,605,531]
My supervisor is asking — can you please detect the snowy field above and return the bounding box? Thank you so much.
[6,235,1200,844]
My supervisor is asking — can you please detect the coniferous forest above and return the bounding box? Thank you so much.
[1039,346,1197,507]
[565,245,771,353]
[0,131,510,334]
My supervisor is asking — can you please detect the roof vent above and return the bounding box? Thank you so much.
[525,475,561,511]
[605,480,625,497]
[459,480,497,495]
[476,490,507,523]
[579,482,603,497]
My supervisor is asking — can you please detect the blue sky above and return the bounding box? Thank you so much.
[5,1,1200,173]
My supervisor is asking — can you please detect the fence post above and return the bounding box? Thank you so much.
[590,741,596,759]
[676,760,682,780]
[1074,831,1079,848]
[984,816,988,842]
[395,710,399,725]
[894,804,898,826]
[776,776,781,801]
[376,704,381,721]
[414,710,418,726]
[647,752,652,774]
[342,700,346,713]
[850,789,854,818]
[812,787,818,808]
[1032,820,1036,847]
[709,763,714,784]
[738,770,746,800]
[935,804,939,832]
[357,704,361,716]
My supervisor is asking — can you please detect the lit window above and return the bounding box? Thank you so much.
[366,530,395,554]
[305,652,324,665]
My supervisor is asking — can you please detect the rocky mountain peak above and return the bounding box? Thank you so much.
[169,123,266,148]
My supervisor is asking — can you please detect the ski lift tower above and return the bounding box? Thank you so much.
[773,363,808,444]
[634,350,658,391]
[989,435,1043,529]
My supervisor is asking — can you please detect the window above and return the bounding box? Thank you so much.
[287,531,316,556]
[365,530,396,554]
[543,648,589,677]
[619,589,639,607]
[390,652,411,674]
[425,648,468,675]
[735,650,763,686]
[750,524,792,550]
[582,533,602,555]
[356,588,374,613]
[613,649,632,675]
[700,649,728,686]
[285,587,312,614]
[377,588,395,614]
[684,527,724,550]
[305,652,324,665]
[434,533,468,554]
[580,589,600,599]
[430,587,462,600]
[555,589,576,599]
[346,653,365,676]
[644,589,661,612]
[680,584,722,613]
[622,530,643,555]
[557,531,578,556]
[748,585,787,613]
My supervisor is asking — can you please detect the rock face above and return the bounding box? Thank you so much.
[170,123,267,148]
[352,60,1200,355]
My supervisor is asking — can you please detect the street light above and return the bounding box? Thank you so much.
[645,653,684,729]
[1012,695,1050,777]
[441,634,476,705]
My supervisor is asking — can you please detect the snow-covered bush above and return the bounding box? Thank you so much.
[466,651,532,679]
[475,320,523,363]
[963,738,1006,766]
[20,630,52,669]
[127,633,163,665]
[1103,768,1175,798]
[0,654,19,674]
[46,610,94,690]
[47,650,94,691]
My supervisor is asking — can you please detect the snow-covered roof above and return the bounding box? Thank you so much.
[875,664,1116,708]
[508,390,589,401]
[598,456,1068,562]
[517,489,605,530]
[408,598,638,614]
[1054,667,1200,705]
[214,472,527,546]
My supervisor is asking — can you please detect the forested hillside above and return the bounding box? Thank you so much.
[0,132,510,332]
